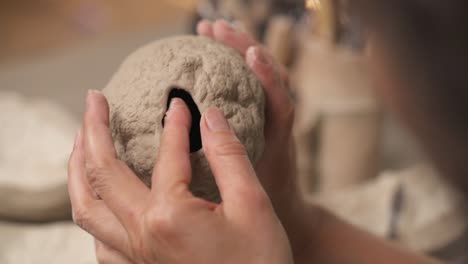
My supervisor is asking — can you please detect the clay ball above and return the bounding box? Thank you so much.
[103,35,265,202]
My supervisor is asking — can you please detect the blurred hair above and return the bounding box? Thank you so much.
[353,0,468,193]
[355,0,468,120]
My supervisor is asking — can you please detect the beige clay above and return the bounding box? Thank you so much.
[103,36,265,202]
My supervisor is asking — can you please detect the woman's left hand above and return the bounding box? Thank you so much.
[68,91,293,264]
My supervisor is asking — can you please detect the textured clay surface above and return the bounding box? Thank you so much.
[103,35,265,202]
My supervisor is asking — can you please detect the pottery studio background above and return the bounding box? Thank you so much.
[0,1,466,263]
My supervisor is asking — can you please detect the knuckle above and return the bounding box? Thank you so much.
[72,204,92,232]
[210,134,248,158]
[145,206,178,239]
[252,191,272,212]
[85,159,114,189]
[127,210,144,231]
[241,187,271,212]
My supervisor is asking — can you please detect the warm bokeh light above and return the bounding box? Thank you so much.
[306,0,322,11]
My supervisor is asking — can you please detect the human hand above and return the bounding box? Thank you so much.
[68,91,293,264]
[197,20,316,258]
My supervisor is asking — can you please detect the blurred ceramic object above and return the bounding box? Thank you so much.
[396,167,468,252]
[264,15,296,66]
[312,165,468,253]
[0,92,77,221]
[0,222,95,264]
[292,38,381,193]
[313,169,400,237]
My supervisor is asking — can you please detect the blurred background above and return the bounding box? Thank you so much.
[0,0,466,263]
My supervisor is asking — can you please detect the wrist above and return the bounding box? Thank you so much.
[296,205,325,263]
[272,189,326,264]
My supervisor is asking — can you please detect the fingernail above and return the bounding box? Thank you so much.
[169,98,185,111]
[87,89,102,97]
[86,90,101,110]
[166,98,185,119]
[88,89,101,94]
[253,46,268,65]
[205,108,230,132]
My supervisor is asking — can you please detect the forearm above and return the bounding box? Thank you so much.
[293,205,442,264]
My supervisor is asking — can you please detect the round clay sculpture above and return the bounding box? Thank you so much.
[103,35,265,202]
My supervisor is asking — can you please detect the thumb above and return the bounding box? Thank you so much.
[201,108,264,210]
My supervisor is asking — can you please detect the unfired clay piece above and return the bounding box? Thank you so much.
[103,35,265,202]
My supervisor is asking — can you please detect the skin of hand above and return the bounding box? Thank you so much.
[68,91,294,263]
[196,20,319,259]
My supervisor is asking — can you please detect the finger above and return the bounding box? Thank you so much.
[84,90,150,229]
[196,20,214,39]
[213,19,257,56]
[68,129,131,257]
[247,44,290,84]
[152,98,192,195]
[75,201,132,258]
[68,129,99,201]
[245,46,296,201]
[83,90,115,160]
[246,46,295,137]
[95,240,134,264]
[201,108,265,211]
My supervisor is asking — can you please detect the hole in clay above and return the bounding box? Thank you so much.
[162,87,202,153]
